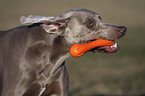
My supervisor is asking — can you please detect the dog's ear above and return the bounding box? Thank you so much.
[41,18,70,35]
[20,15,70,34]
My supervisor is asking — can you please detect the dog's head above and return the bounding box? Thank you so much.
[20,8,127,54]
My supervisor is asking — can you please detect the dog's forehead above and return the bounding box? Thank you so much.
[60,8,100,18]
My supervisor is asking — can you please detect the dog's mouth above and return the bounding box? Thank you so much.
[87,39,120,54]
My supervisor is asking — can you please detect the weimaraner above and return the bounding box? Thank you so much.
[0,8,127,96]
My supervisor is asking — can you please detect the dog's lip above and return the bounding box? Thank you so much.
[92,43,120,53]
[87,39,120,54]
[86,39,98,43]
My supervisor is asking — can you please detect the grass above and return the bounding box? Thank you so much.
[0,0,145,95]
[67,53,145,95]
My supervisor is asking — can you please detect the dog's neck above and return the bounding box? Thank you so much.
[28,23,71,63]
[50,36,70,61]
[37,25,71,74]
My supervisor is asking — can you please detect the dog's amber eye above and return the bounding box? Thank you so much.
[88,22,93,27]
[86,19,96,30]
[87,21,94,27]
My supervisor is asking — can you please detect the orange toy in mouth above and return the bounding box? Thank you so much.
[70,39,115,57]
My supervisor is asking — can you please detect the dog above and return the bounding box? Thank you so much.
[0,8,127,96]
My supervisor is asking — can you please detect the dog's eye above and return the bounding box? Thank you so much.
[87,21,94,27]
[86,19,96,30]
[88,22,93,26]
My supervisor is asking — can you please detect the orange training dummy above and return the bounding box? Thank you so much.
[70,39,114,57]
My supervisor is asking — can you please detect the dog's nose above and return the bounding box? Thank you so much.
[118,26,127,36]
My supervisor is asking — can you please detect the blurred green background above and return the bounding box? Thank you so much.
[0,0,145,96]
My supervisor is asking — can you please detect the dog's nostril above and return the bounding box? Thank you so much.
[118,26,127,35]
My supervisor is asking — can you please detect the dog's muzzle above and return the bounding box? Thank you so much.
[90,26,127,54]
